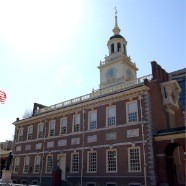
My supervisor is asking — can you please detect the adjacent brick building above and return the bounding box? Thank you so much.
[11,13,185,186]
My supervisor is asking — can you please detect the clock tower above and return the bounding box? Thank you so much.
[98,9,138,89]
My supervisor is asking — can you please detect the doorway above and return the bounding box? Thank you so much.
[58,154,66,181]
[165,143,185,185]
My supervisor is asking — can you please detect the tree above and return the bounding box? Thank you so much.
[22,109,33,119]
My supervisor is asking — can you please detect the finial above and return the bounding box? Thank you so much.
[113,7,120,34]
[115,7,117,15]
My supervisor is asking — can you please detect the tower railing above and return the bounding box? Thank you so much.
[34,74,152,115]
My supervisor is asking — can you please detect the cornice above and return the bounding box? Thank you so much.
[13,85,149,127]
[154,133,186,141]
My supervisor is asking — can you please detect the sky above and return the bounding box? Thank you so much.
[0,0,185,142]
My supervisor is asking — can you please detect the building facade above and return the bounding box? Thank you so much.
[11,13,185,186]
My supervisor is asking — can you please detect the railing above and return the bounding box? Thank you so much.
[99,51,136,67]
[35,74,152,115]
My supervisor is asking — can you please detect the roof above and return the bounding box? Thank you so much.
[110,34,124,40]
[155,126,186,136]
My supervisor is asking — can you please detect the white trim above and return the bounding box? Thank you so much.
[128,146,141,172]
[126,100,138,123]
[106,149,117,173]
[106,106,116,127]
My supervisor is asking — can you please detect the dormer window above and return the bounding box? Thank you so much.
[111,43,114,53]
[117,42,121,52]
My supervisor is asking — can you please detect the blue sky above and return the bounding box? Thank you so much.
[0,0,185,141]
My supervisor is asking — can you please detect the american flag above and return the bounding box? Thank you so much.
[0,90,6,104]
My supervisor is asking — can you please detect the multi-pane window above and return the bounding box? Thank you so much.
[128,147,141,172]
[27,126,33,140]
[87,151,97,172]
[37,123,44,138]
[46,155,53,173]
[107,149,117,172]
[14,157,20,173]
[60,118,67,135]
[127,101,138,122]
[18,128,23,141]
[107,107,116,126]
[71,153,79,172]
[23,157,30,173]
[49,120,55,136]
[34,156,41,173]
[89,111,97,130]
[73,115,80,132]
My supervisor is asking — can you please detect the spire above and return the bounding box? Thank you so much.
[113,7,120,35]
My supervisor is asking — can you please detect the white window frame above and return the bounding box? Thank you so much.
[126,101,138,123]
[45,155,53,173]
[73,115,80,132]
[87,151,97,173]
[23,157,30,174]
[106,106,116,127]
[37,123,44,139]
[48,120,56,137]
[88,111,97,130]
[106,149,117,173]
[60,117,67,135]
[34,156,41,173]
[71,152,79,173]
[18,128,23,141]
[128,146,141,172]
[27,126,33,140]
[14,157,20,173]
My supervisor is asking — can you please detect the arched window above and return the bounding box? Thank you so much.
[123,44,127,54]
[111,43,114,53]
[117,42,121,52]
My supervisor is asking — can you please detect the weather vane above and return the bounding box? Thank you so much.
[115,7,117,15]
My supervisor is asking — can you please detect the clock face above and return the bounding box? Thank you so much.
[126,69,133,79]
[106,67,116,79]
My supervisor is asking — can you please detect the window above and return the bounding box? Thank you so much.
[14,157,20,173]
[46,155,53,173]
[117,42,121,52]
[123,44,127,54]
[18,128,23,141]
[87,151,97,172]
[89,111,97,130]
[111,43,114,53]
[106,149,117,172]
[128,147,141,172]
[49,120,55,136]
[60,118,67,134]
[71,152,79,172]
[34,156,41,173]
[23,157,30,173]
[27,126,33,140]
[37,123,44,138]
[73,115,80,132]
[107,107,116,126]
[127,101,138,122]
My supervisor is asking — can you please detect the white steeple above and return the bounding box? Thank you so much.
[98,8,138,89]
[113,7,121,35]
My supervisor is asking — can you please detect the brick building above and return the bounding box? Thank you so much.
[11,13,185,186]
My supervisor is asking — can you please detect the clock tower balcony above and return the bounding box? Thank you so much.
[98,50,137,70]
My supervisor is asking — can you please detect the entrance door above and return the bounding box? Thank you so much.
[59,154,66,181]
